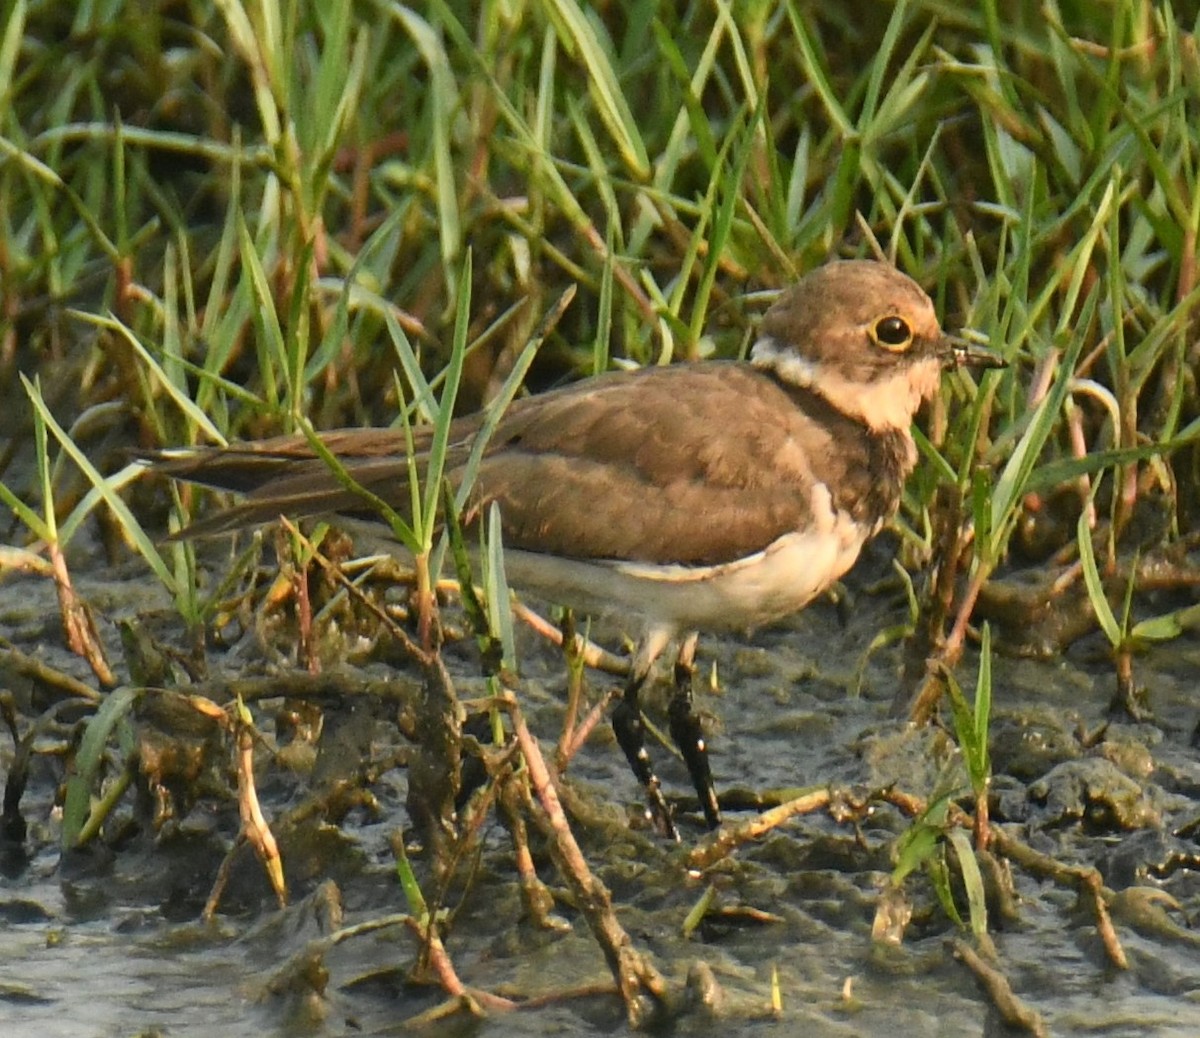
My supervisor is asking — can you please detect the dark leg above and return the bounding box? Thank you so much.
[611,629,678,840]
[667,632,721,829]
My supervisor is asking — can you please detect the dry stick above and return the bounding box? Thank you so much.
[511,601,629,676]
[401,995,484,1027]
[278,517,432,666]
[1065,401,1097,529]
[454,747,558,930]
[508,980,622,1009]
[579,223,656,325]
[170,689,287,924]
[497,773,563,931]
[555,612,585,770]
[236,710,287,909]
[48,542,115,687]
[203,832,245,924]
[941,567,987,669]
[1083,871,1128,970]
[261,921,373,998]
[155,671,421,709]
[0,636,102,703]
[503,690,671,1028]
[291,553,320,676]
[403,916,517,1015]
[276,747,409,831]
[990,827,1128,970]
[558,688,622,767]
[687,789,831,871]
[950,938,1048,1037]
[265,912,515,1020]
[909,567,988,724]
[522,606,626,769]
[0,545,53,575]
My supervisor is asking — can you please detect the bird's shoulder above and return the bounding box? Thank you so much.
[487,362,842,491]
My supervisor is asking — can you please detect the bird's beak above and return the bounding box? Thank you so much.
[940,334,1007,370]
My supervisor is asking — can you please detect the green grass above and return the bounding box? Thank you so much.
[2,0,1200,993]
[3,1,1195,560]
[4,0,1198,778]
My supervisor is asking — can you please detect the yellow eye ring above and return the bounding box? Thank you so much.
[870,315,913,351]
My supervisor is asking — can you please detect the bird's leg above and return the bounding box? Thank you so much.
[668,632,721,829]
[612,628,678,841]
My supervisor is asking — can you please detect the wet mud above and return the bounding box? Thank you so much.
[2,536,1200,1037]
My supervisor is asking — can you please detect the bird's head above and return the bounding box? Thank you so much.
[751,260,1004,432]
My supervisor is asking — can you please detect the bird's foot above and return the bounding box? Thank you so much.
[669,651,721,830]
[612,698,679,841]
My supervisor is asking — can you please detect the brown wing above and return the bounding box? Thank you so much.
[459,364,832,566]
[149,364,851,565]
[144,425,462,536]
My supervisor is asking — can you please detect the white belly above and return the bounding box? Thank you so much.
[502,485,872,635]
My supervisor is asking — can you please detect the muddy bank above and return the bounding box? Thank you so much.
[2,538,1200,1036]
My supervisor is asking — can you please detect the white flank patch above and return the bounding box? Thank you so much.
[499,483,871,635]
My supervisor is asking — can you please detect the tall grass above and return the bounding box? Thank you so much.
[1,2,1193,553]
[1,0,1198,1011]
[1,0,1195,792]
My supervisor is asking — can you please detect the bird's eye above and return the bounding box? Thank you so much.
[871,315,913,350]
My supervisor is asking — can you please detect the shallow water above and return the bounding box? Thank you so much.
[2,538,1200,1037]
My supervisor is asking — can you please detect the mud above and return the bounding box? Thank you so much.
[2,535,1200,1037]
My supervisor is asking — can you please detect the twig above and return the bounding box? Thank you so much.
[404,916,517,1014]
[147,671,421,708]
[503,690,672,1027]
[909,563,988,724]
[265,905,516,1021]
[49,542,115,687]
[950,938,1048,1037]
[687,788,831,871]
[291,550,320,675]
[558,687,621,767]
[556,611,585,769]
[511,601,629,676]
[279,517,431,664]
[497,771,565,931]
[203,832,245,923]
[235,707,287,909]
[0,635,102,703]
[988,827,1128,969]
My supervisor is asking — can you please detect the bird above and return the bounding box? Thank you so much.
[142,259,1003,840]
